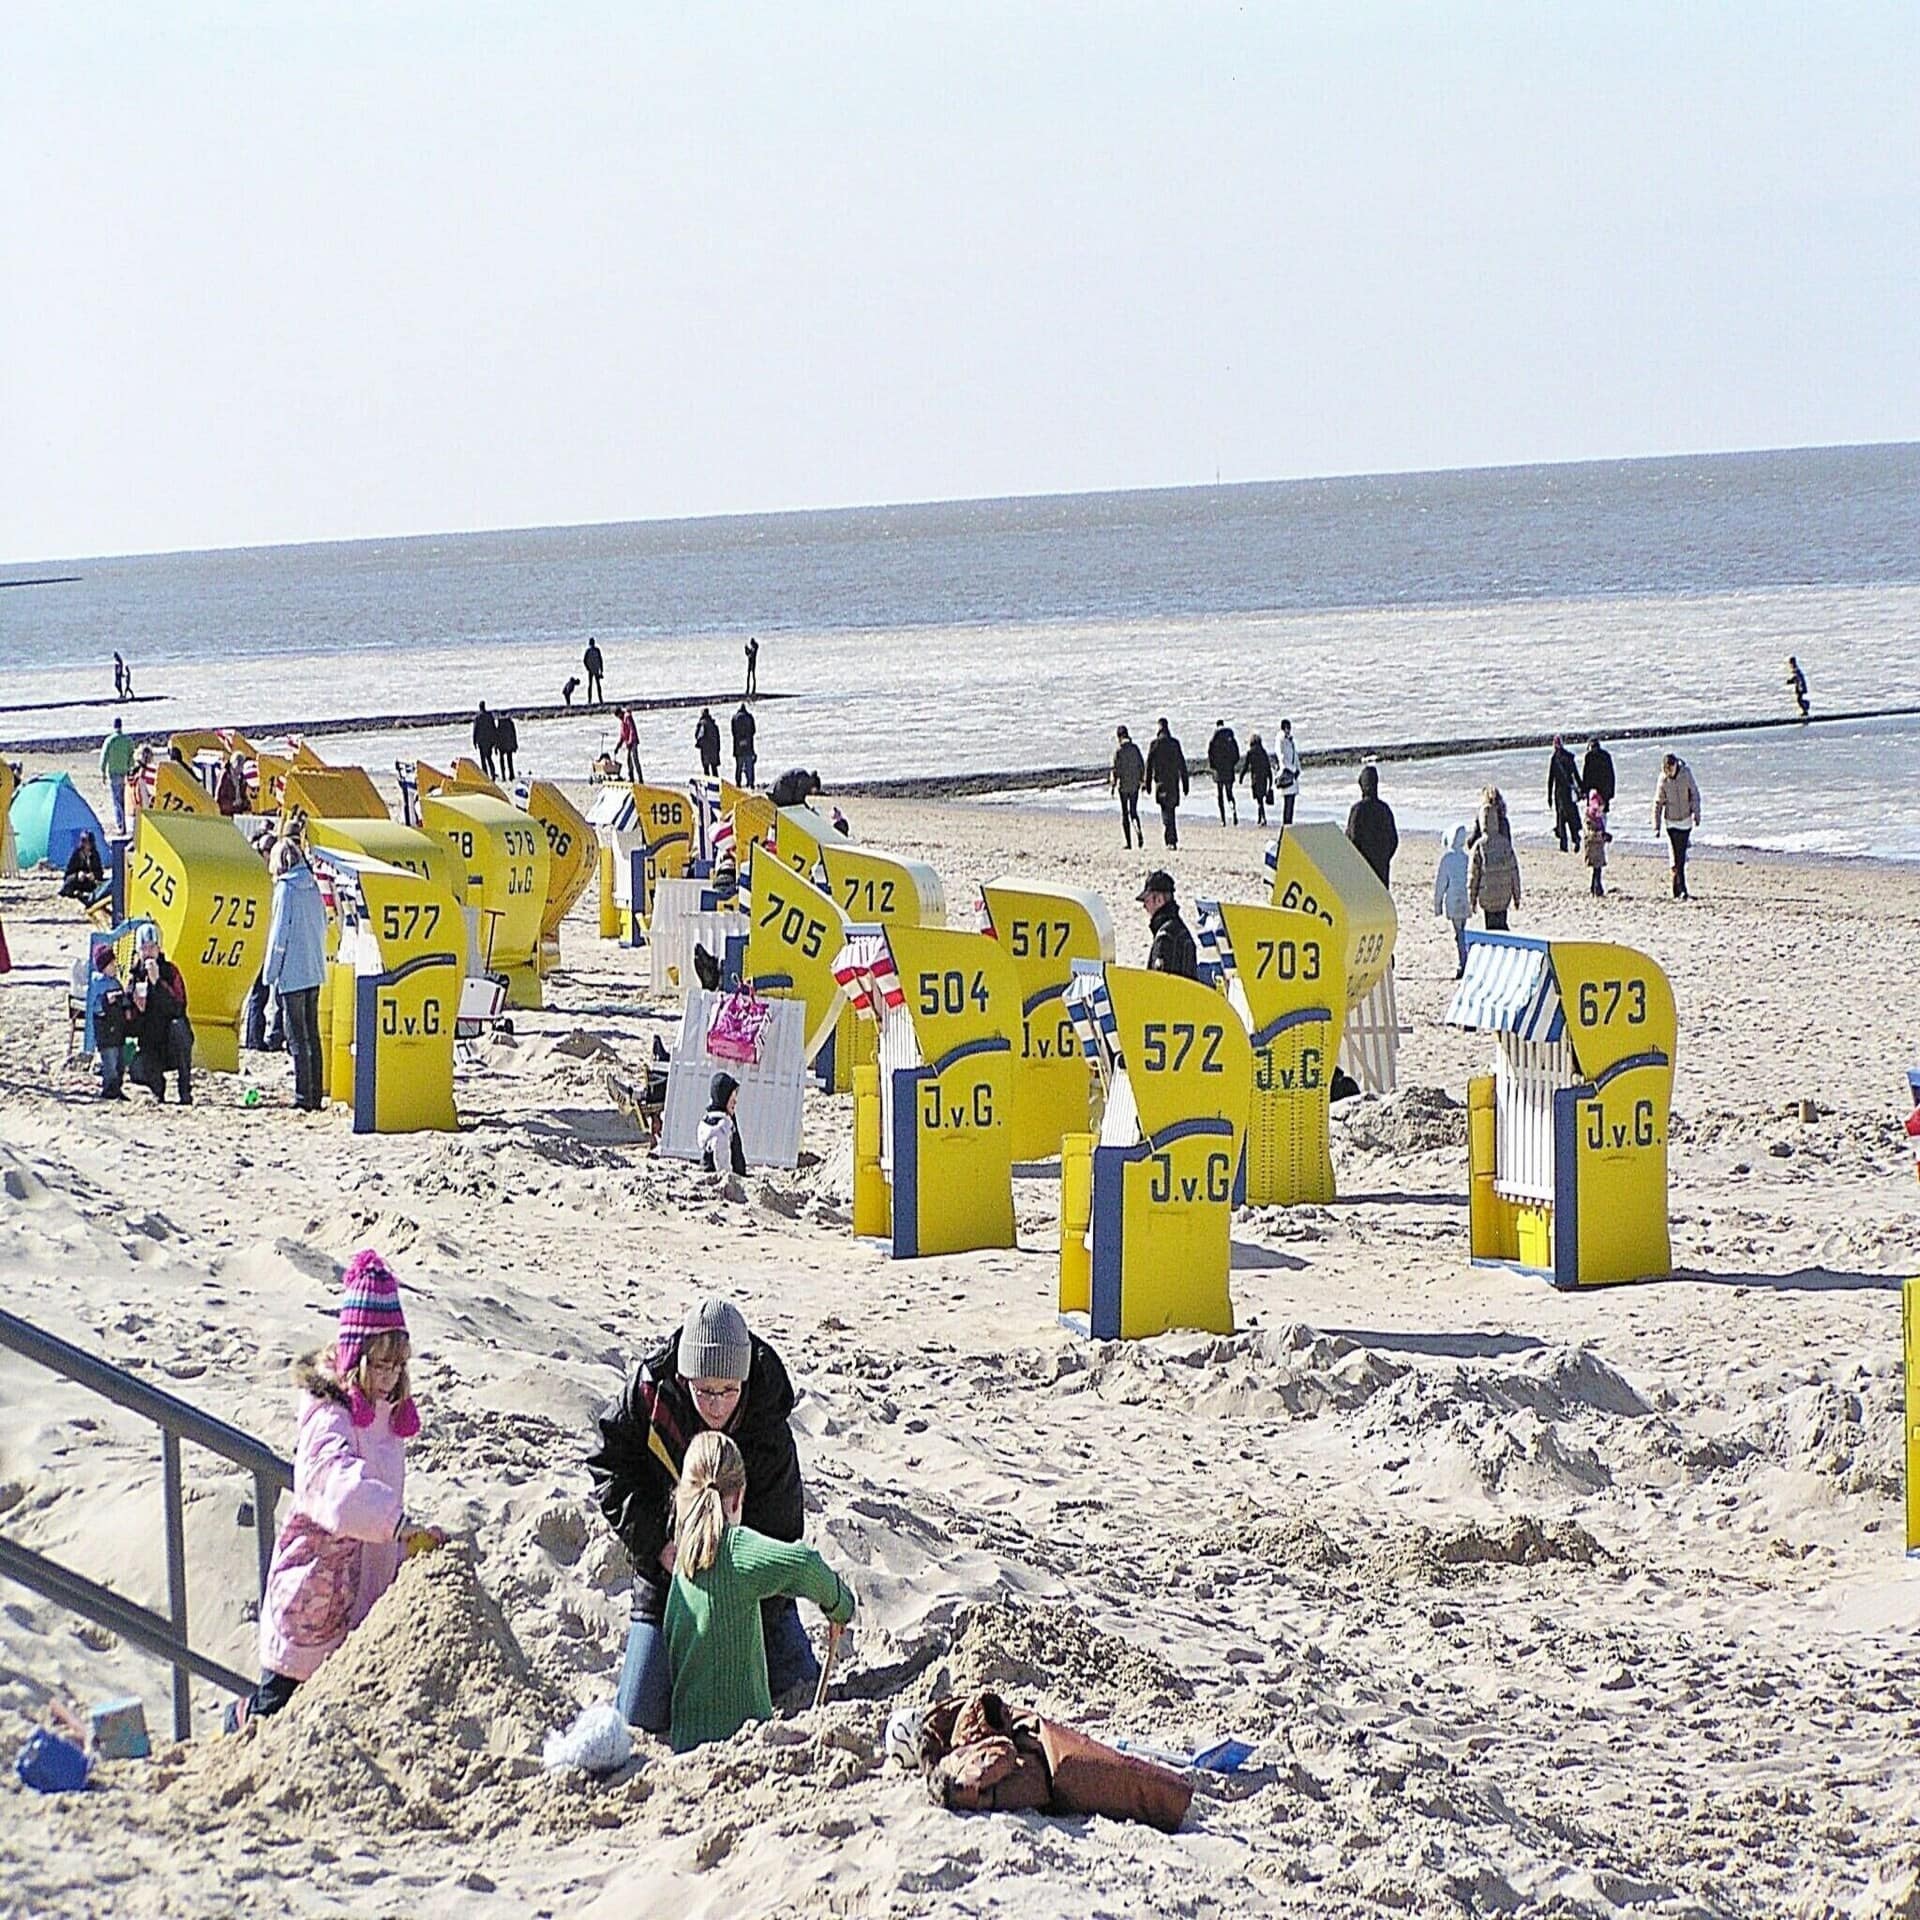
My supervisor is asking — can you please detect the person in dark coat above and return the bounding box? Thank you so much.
[1110,726,1146,849]
[472,702,499,780]
[1144,718,1188,850]
[1139,870,1197,978]
[1547,737,1583,853]
[126,933,194,1104]
[1242,735,1275,827]
[60,832,105,901]
[495,713,519,781]
[695,708,722,779]
[584,638,606,706]
[1345,763,1399,887]
[769,768,822,809]
[1581,738,1616,816]
[731,704,758,787]
[1206,722,1240,824]
[587,1298,816,1731]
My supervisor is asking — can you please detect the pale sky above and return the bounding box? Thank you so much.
[4,2,1915,563]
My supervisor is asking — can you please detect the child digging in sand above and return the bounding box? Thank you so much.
[233,1251,442,1728]
[665,1431,855,1752]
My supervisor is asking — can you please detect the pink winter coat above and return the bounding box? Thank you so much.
[258,1353,408,1682]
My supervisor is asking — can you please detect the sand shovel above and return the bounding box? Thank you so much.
[813,1623,846,1710]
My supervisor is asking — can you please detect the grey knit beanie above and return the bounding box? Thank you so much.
[677,1296,751,1382]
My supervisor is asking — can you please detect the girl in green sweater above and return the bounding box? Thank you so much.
[664,1430,856,1752]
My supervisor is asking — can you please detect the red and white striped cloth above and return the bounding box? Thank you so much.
[831,935,904,1022]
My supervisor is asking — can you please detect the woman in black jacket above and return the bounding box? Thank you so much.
[587,1297,816,1731]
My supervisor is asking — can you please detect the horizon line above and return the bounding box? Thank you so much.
[7,436,1915,576]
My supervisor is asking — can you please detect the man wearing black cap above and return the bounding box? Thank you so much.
[1139,871,1197,979]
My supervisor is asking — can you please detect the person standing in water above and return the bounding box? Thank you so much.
[744,637,759,697]
[112,652,129,700]
[584,638,606,706]
[1110,725,1146,849]
[1787,656,1810,720]
[1276,718,1301,825]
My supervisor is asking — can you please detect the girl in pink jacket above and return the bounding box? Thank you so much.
[232,1250,437,1729]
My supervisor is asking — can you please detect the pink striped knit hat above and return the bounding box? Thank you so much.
[336,1249,418,1437]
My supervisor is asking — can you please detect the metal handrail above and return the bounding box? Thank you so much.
[0,1305,293,1741]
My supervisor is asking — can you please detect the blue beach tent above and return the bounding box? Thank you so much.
[9,774,109,872]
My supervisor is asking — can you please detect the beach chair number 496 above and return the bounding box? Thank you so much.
[1576,979,1647,1026]
[1140,1021,1225,1074]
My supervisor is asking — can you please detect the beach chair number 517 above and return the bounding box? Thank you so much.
[1576,979,1647,1026]
[1140,1021,1225,1074]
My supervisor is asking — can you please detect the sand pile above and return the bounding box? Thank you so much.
[1334,1084,1467,1155]
[937,1599,1191,1717]
[140,1547,640,1842]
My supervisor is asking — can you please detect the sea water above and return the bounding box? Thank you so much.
[4,445,1917,856]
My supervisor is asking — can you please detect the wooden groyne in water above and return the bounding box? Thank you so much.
[1,690,791,757]
[832,703,1920,800]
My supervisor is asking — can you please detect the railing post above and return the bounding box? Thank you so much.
[162,1431,190,1743]
[253,1468,277,1599]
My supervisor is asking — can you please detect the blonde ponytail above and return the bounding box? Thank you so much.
[674,1430,746,1577]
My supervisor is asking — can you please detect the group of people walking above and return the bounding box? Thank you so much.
[1110,717,1301,850]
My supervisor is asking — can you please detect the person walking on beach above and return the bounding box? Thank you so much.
[1243,734,1274,827]
[1206,721,1240,825]
[1139,870,1197,979]
[616,707,643,783]
[1432,826,1470,977]
[1276,719,1301,826]
[1110,725,1146,849]
[744,636,759,697]
[1145,718,1188,850]
[1345,763,1398,888]
[1468,789,1520,930]
[731,703,757,787]
[264,839,329,1111]
[112,652,129,701]
[472,702,499,780]
[584,638,606,706]
[1787,655,1810,720]
[496,712,519,782]
[1581,737,1616,817]
[1583,791,1611,898]
[1547,736,1583,852]
[588,1296,823,1731]
[100,718,135,836]
[696,708,722,779]
[1653,752,1701,900]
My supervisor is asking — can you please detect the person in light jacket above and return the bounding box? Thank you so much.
[264,839,330,1110]
[1276,719,1302,826]
[1432,825,1470,977]
[1466,791,1520,930]
[1652,753,1701,900]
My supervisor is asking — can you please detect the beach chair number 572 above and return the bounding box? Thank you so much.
[1576,979,1647,1026]
[1140,1021,1225,1074]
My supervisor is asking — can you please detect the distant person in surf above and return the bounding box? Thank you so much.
[731,704,757,788]
[695,707,722,779]
[1276,718,1302,826]
[1207,720,1240,825]
[1345,763,1398,888]
[472,702,499,780]
[584,637,606,706]
[1787,655,1810,720]
[1547,736,1583,852]
[1145,718,1188,850]
[1242,734,1274,827]
[112,652,129,701]
[562,675,581,708]
[1581,737,1616,817]
[496,713,518,782]
[744,636,759,697]
[1652,753,1701,900]
[1110,725,1146,850]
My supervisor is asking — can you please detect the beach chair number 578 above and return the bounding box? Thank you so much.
[1140,1021,1225,1074]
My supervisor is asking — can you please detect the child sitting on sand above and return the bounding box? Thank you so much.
[1584,790,1611,898]
[234,1250,441,1729]
[664,1431,855,1752]
[698,1071,747,1176]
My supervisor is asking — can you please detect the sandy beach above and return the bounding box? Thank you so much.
[4,772,1920,1918]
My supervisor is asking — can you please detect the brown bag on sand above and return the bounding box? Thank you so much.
[917,1691,1191,1831]
[1036,1718,1193,1834]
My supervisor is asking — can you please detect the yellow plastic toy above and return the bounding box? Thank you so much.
[281,765,388,824]
[419,792,550,1007]
[979,877,1116,1161]
[740,844,852,1065]
[1446,933,1675,1288]
[126,812,271,1073]
[1059,964,1253,1339]
[841,926,1020,1258]
[1196,900,1346,1206]
[1264,822,1399,1092]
